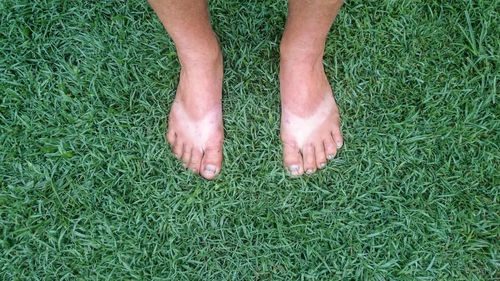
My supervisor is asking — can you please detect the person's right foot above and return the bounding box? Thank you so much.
[166,48,224,180]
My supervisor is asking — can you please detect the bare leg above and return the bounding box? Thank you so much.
[148,0,223,179]
[280,0,344,176]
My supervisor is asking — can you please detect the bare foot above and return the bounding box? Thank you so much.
[280,57,343,176]
[166,50,224,180]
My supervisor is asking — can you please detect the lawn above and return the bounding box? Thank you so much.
[0,0,498,279]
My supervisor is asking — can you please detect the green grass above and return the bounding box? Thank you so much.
[0,0,499,279]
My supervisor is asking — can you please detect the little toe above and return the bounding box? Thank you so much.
[324,138,337,161]
[166,130,176,147]
[302,144,317,175]
[172,139,183,160]
[283,143,304,176]
[331,129,343,149]
[188,148,203,174]
[315,142,327,169]
[201,145,222,180]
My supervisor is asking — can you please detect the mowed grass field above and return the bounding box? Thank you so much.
[1,0,499,279]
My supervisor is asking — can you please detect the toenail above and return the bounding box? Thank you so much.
[190,168,198,174]
[182,162,187,168]
[287,165,300,176]
[306,169,314,174]
[320,163,326,169]
[204,165,216,175]
[287,165,299,173]
[174,154,180,159]
[328,154,335,160]
[337,142,343,149]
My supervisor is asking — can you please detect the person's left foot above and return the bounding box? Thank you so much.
[280,56,343,176]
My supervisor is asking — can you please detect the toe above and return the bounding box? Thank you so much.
[302,144,316,175]
[201,145,222,180]
[324,138,337,161]
[188,148,202,174]
[166,130,176,147]
[315,142,327,169]
[283,143,304,176]
[181,145,192,169]
[172,139,183,160]
[331,127,343,149]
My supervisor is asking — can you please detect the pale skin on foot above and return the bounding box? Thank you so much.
[148,0,344,179]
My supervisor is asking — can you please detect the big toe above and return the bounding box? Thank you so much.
[283,143,304,176]
[201,145,222,180]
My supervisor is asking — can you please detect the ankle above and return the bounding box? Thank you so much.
[280,39,324,65]
[176,38,222,69]
[280,52,324,72]
[280,51,324,76]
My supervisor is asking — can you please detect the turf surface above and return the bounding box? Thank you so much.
[1,0,499,279]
